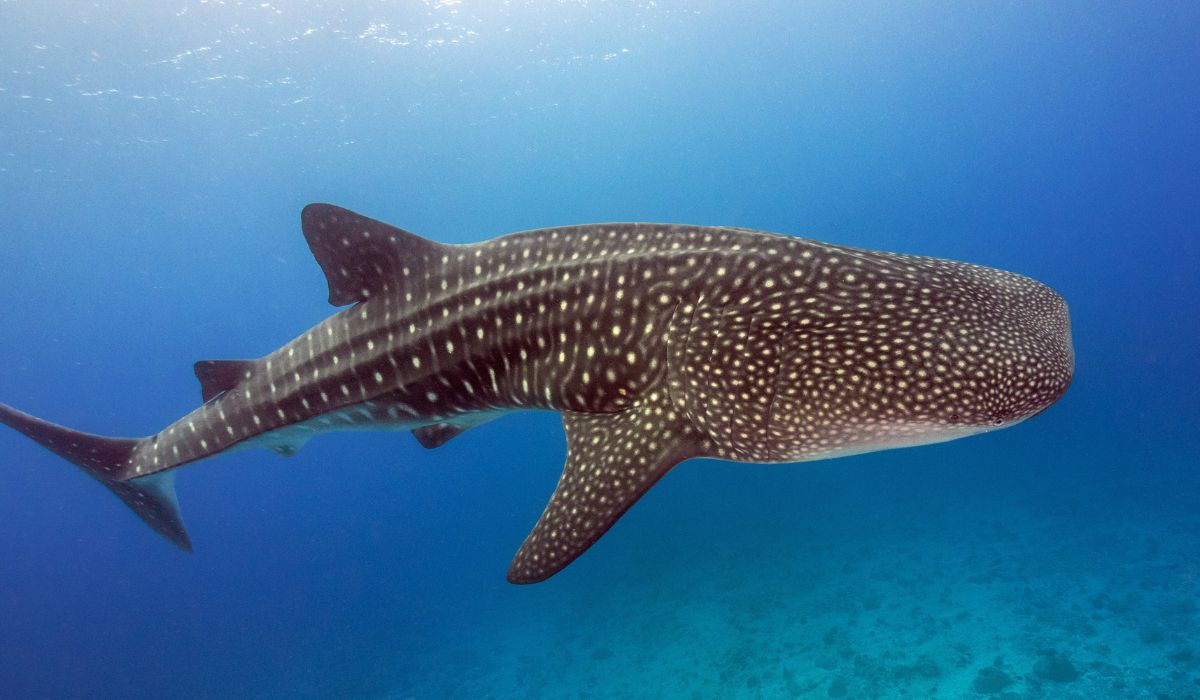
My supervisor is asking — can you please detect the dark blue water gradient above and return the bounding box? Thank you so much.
[1,2,1196,697]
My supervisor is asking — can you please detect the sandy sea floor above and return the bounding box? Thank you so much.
[376,495,1200,699]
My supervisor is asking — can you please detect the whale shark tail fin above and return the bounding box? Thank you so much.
[0,402,192,552]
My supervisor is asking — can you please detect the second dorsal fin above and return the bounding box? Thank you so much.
[301,203,449,307]
[194,359,255,403]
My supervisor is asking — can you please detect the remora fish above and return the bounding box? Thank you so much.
[0,205,1073,583]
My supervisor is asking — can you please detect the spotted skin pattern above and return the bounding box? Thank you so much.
[0,204,1073,583]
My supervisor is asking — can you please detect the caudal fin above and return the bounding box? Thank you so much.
[0,402,192,552]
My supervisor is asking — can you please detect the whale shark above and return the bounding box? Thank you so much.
[0,204,1074,583]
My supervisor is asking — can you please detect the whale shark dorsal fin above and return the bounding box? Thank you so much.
[507,401,708,584]
[301,203,449,307]
[193,359,256,403]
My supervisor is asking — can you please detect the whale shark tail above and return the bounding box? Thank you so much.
[0,402,191,551]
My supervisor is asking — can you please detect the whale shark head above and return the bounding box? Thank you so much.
[965,270,1074,426]
[906,265,1075,430]
[759,251,1075,461]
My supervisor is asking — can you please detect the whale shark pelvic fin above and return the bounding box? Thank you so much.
[411,423,469,449]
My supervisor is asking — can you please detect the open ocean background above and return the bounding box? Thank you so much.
[1,2,1197,698]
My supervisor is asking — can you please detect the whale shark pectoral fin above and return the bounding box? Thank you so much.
[507,403,707,584]
[300,203,450,307]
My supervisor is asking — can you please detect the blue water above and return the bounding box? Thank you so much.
[2,2,1197,698]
